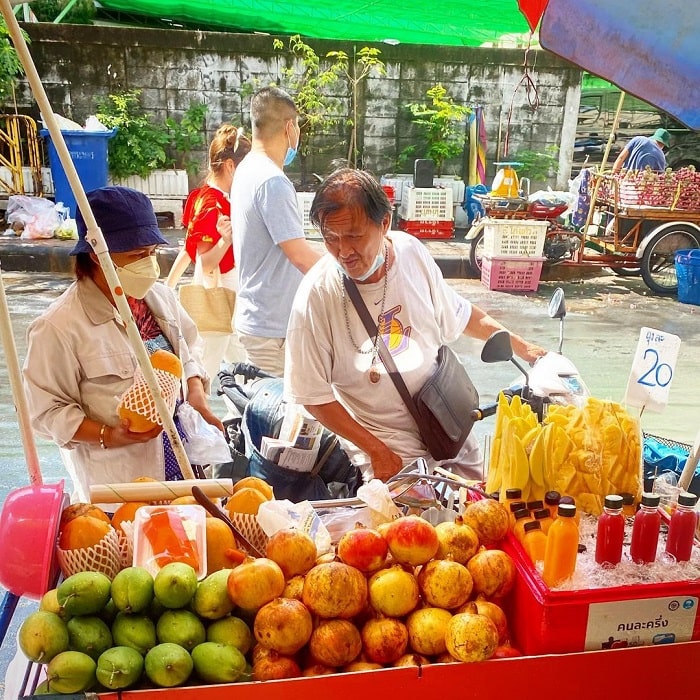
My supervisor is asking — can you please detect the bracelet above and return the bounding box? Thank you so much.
[99,423,108,450]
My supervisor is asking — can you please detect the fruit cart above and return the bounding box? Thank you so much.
[468,170,700,296]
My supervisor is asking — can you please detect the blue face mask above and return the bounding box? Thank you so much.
[354,247,385,282]
[283,122,299,166]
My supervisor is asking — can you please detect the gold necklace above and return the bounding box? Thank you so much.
[340,246,389,384]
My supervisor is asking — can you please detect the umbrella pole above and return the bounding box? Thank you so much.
[0,0,195,480]
[600,90,626,173]
[0,262,42,485]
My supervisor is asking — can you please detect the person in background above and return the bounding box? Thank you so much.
[284,168,546,483]
[167,124,251,382]
[23,186,222,503]
[612,128,671,173]
[231,86,322,377]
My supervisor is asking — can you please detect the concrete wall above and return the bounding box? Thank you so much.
[17,23,582,191]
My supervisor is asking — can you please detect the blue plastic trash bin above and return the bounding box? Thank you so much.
[675,249,700,306]
[40,128,117,217]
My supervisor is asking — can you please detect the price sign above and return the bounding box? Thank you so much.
[624,327,681,412]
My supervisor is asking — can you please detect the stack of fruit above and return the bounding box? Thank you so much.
[20,498,520,693]
[486,394,642,515]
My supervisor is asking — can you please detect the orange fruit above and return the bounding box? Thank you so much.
[225,488,268,516]
[59,515,112,550]
[205,518,238,572]
[59,503,111,529]
[231,476,274,501]
[118,349,183,432]
[110,501,149,535]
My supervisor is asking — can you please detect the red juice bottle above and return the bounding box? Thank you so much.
[595,495,625,566]
[630,492,662,564]
[665,492,699,562]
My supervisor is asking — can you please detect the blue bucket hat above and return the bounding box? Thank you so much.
[71,186,169,255]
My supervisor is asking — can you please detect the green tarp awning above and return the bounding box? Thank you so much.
[97,0,533,47]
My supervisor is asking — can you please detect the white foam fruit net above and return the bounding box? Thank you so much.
[118,520,135,568]
[229,513,269,556]
[57,526,122,580]
[119,366,180,427]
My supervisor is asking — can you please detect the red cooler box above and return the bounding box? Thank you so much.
[502,535,700,656]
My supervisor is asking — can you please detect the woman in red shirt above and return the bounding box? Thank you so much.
[168,124,251,382]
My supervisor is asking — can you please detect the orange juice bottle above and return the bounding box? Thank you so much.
[544,491,561,519]
[522,520,547,564]
[533,507,554,535]
[504,488,523,512]
[513,508,533,543]
[527,500,544,514]
[558,496,581,525]
[542,503,579,588]
[508,501,527,530]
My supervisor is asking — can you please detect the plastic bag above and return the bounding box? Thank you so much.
[257,499,332,554]
[177,402,231,465]
[6,195,60,239]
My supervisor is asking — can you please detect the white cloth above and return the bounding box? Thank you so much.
[231,151,306,340]
[285,230,474,478]
[22,278,208,502]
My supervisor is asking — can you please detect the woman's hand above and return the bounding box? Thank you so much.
[106,419,163,447]
[186,377,225,433]
[216,214,232,246]
[368,445,404,482]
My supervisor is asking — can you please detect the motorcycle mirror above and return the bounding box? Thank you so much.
[548,287,566,320]
[481,330,530,386]
[481,330,514,363]
[548,287,567,353]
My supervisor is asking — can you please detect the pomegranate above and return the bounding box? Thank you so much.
[282,575,305,601]
[467,548,516,599]
[253,598,313,655]
[227,558,285,611]
[417,558,473,610]
[491,644,523,659]
[434,651,459,664]
[405,607,453,657]
[462,499,510,545]
[302,663,336,676]
[361,616,408,665]
[445,612,499,663]
[393,653,430,667]
[368,565,420,618]
[434,517,480,563]
[383,515,439,566]
[252,649,302,680]
[302,562,367,619]
[343,660,383,672]
[459,598,509,645]
[265,528,318,579]
[308,619,362,667]
[337,524,388,573]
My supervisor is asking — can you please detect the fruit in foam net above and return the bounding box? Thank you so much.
[225,487,269,516]
[445,612,499,663]
[302,561,368,619]
[110,502,149,537]
[336,524,388,573]
[382,514,439,566]
[307,619,363,668]
[59,515,113,551]
[118,349,183,433]
[60,503,111,529]
[232,476,274,500]
[368,564,420,618]
[417,558,473,610]
[265,527,318,578]
[253,597,313,655]
[467,548,517,600]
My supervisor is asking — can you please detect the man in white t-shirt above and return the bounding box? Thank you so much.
[284,168,546,482]
[232,86,321,377]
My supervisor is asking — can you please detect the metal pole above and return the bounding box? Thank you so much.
[0,0,195,480]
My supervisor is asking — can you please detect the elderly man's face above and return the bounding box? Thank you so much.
[321,206,390,281]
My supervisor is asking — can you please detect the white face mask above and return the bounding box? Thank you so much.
[115,256,160,299]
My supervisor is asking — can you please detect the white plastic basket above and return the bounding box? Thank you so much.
[399,187,454,222]
[482,219,549,257]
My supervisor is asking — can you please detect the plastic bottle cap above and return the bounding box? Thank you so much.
[523,521,542,533]
[559,496,576,506]
[514,509,531,521]
[557,503,577,517]
[678,492,698,508]
[618,492,635,506]
[533,508,551,520]
[505,488,522,499]
[527,500,544,511]
[604,495,624,510]
[544,491,561,506]
[510,501,527,513]
[640,492,661,508]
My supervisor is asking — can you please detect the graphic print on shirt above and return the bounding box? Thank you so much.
[379,304,411,354]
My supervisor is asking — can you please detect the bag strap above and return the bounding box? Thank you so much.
[342,275,428,433]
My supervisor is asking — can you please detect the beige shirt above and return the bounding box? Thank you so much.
[23,278,208,502]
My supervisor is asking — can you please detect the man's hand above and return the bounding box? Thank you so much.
[368,445,403,482]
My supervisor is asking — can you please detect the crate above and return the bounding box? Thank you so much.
[399,187,454,221]
[380,174,413,204]
[675,249,700,306]
[481,255,545,291]
[483,218,548,257]
[296,192,318,235]
[502,534,700,656]
[398,217,455,239]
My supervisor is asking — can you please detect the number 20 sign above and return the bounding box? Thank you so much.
[624,327,681,412]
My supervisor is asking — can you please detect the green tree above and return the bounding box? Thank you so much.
[164,101,208,175]
[0,18,27,107]
[30,0,95,24]
[402,84,471,176]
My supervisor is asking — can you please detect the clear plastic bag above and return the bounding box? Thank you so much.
[6,195,61,239]
[178,402,231,465]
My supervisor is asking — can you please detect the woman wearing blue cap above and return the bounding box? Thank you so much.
[22,186,222,503]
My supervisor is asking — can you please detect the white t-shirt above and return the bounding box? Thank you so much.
[285,230,472,465]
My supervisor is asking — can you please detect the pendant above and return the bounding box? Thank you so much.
[369,365,381,384]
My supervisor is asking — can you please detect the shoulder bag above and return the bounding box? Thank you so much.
[344,275,479,461]
[178,257,235,335]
